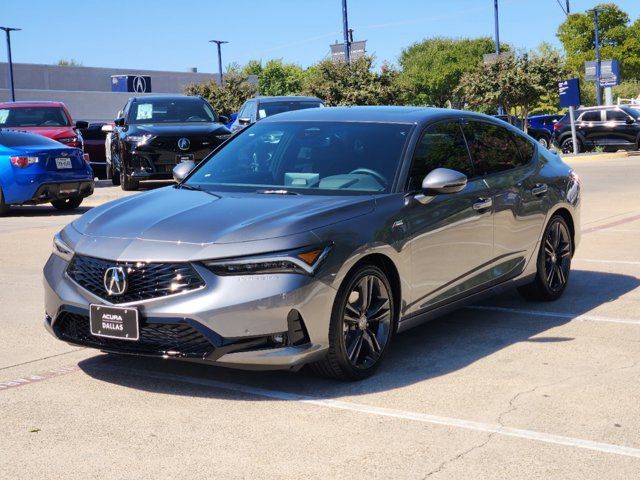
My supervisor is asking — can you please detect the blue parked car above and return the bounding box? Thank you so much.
[225,112,237,129]
[0,129,94,215]
[528,114,563,136]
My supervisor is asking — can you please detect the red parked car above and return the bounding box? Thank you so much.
[0,101,88,150]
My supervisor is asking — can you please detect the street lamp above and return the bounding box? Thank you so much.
[493,1,503,115]
[209,40,229,87]
[593,8,603,106]
[1,26,21,102]
[341,0,351,64]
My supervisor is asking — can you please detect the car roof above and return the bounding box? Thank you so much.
[0,101,65,108]
[129,95,202,102]
[252,96,323,104]
[259,105,496,124]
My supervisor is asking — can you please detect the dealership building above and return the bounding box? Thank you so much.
[0,62,238,122]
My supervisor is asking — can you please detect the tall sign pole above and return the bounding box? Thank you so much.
[341,0,351,64]
[559,78,581,156]
[1,26,21,102]
[593,9,602,106]
[209,40,229,86]
[493,0,503,115]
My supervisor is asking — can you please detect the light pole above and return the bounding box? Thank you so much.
[593,9,603,106]
[493,0,503,115]
[341,0,351,64]
[209,40,229,86]
[1,26,21,102]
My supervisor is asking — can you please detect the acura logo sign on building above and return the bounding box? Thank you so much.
[111,75,153,93]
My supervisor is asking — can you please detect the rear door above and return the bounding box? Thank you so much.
[604,108,637,147]
[403,120,494,314]
[462,120,545,281]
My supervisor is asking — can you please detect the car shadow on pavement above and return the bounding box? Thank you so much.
[4,206,93,217]
[78,269,639,400]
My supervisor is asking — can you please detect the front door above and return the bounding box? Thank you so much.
[402,120,494,316]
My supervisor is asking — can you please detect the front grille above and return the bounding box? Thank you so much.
[67,255,205,304]
[150,135,219,152]
[54,312,214,358]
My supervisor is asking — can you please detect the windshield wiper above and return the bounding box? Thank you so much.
[175,183,221,198]
[255,189,302,195]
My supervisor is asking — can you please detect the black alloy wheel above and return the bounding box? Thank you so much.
[312,264,395,380]
[561,137,581,154]
[518,215,573,301]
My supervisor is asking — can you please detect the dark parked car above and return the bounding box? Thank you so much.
[45,107,580,380]
[77,122,110,179]
[494,114,552,149]
[553,105,640,153]
[109,95,231,190]
[230,96,324,133]
[529,114,563,135]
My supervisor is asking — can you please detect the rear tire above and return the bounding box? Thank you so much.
[120,169,139,191]
[51,196,83,211]
[518,215,573,302]
[536,136,550,149]
[0,188,10,216]
[111,166,121,186]
[311,264,395,381]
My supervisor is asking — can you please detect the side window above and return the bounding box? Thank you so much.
[580,111,602,122]
[511,132,535,165]
[407,121,473,191]
[238,102,249,119]
[248,102,257,122]
[463,121,522,176]
[606,109,630,122]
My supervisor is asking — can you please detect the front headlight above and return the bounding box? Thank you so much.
[125,134,152,145]
[52,232,74,262]
[203,244,331,276]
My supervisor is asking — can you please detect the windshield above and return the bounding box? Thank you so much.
[127,98,218,124]
[0,106,70,127]
[624,107,640,119]
[258,101,323,119]
[186,121,412,195]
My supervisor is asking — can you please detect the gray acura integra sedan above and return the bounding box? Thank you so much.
[44,106,580,380]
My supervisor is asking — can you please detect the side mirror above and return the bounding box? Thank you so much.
[626,118,635,125]
[114,117,125,127]
[238,117,251,126]
[421,168,467,195]
[218,115,229,125]
[101,124,114,133]
[75,120,89,130]
[173,160,196,183]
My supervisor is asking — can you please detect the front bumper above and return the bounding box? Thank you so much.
[43,254,335,370]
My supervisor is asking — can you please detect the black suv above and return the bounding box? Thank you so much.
[493,115,553,148]
[230,96,324,133]
[109,95,231,190]
[553,105,640,153]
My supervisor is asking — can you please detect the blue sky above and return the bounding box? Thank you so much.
[2,0,640,73]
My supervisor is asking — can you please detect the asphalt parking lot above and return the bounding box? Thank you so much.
[1,155,639,479]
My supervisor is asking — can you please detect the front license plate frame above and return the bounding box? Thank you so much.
[176,154,194,162]
[89,304,139,341]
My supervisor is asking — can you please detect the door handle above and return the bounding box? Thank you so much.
[473,197,492,211]
[531,184,548,196]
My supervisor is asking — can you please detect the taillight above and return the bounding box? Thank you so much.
[10,156,38,168]
[553,122,561,132]
[83,153,90,163]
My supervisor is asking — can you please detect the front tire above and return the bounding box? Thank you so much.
[51,196,83,211]
[561,137,581,154]
[536,136,550,149]
[120,169,139,191]
[518,215,573,301]
[0,188,10,216]
[311,264,395,381]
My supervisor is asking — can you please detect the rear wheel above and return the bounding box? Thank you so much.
[120,169,139,191]
[518,215,573,301]
[0,188,10,216]
[311,264,395,381]
[561,137,581,154]
[536,135,550,149]
[111,166,121,185]
[51,196,83,211]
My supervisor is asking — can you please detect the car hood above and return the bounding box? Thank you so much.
[72,187,375,245]
[127,123,230,136]
[14,126,75,139]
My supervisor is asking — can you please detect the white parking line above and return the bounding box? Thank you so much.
[575,258,640,266]
[466,305,640,325]
[100,366,640,459]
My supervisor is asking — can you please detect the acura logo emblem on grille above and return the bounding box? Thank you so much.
[177,138,191,151]
[104,266,128,296]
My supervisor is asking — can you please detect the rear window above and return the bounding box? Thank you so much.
[0,106,71,127]
[0,130,61,147]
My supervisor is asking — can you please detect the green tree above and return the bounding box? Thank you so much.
[458,50,567,131]
[243,59,306,96]
[398,37,499,107]
[557,3,640,80]
[302,56,404,106]
[57,58,82,67]
[184,69,257,117]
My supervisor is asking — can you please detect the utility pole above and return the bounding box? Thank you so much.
[566,1,570,14]
[341,0,351,64]
[1,26,21,102]
[593,9,602,106]
[209,39,229,86]
[493,0,503,115]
